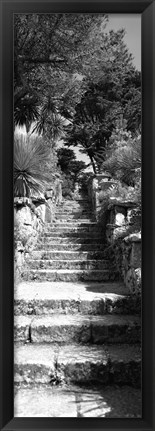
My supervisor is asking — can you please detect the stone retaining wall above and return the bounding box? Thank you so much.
[105,201,141,295]
[88,173,118,221]
[88,176,141,295]
[14,194,56,283]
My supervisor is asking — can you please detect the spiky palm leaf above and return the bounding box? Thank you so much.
[32,95,65,140]
[14,91,39,133]
[14,133,52,197]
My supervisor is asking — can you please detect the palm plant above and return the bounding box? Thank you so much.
[14,87,39,133]
[32,95,65,140]
[14,133,52,197]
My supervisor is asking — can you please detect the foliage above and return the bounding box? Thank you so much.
[57,148,76,171]
[14,133,53,197]
[14,87,39,133]
[14,14,141,142]
[64,57,141,173]
[97,117,141,235]
[78,172,94,195]
[57,147,86,186]
[101,118,141,186]
[60,173,74,199]
[14,13,108,133]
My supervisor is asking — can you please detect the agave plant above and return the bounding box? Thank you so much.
[14,133,52,197]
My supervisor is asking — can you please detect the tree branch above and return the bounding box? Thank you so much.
[20,56,66,65]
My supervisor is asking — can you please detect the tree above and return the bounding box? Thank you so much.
[14,13,108,132]
[63,27,141,174]
[57,147,86,185]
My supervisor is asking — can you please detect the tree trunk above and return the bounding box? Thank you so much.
[90,155,97,175]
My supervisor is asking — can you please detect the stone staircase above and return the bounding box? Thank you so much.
[14,197,141,418]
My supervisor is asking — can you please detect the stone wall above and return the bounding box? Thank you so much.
[14,194,56,283]
[88,176,141,295]
[121,232,141,295]
[88,173,118,221]
[105,202,141,295]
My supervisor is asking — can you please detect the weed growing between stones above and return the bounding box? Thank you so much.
[49,351,65,386]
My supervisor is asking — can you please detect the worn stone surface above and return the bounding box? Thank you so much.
[14,314,141,344]
[27,259,109,271]
[14,196,141,418]
[43,231,102,239]
[14,343,141,387]
[14,281,140,316]
[30,250,107,260]
[22,269,111,282]
[130,242,141,269]
[14,385,142,417]
[125,268,141,295]
[39,236,105,244]
[45,222,97,231]
[36,243,106,251]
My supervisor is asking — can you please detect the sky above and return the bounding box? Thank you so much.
[74,14,141,168]
[106,14,141,71]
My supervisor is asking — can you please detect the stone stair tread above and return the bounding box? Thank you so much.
[14,342,141,387]
[36,244,105,250]
[38,240,105,246]
[39,237,105,242]
[28,259,109,269]
[44,227,98,232]
[21,268,116,282]
[14,384,142,418]
[29,259,108,263]
[15,281,141,316]
[15,314,140,328]
[35,245,105,253]
[14,281,128,301]
[24,269,110,274]
[52,222,96,226]
[41,235,103,241]
[30,251,106,259]
[14,342,141,365]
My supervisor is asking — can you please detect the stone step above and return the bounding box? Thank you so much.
[57,206,91,211]
[46,223,97,231]
[14,343,141,387]
[42,231,102,238]
[14,384,142,418]
[55,206,92,211]
[14,281,141,316]
[30,250,107,260]
[36,243,105,251]
[38,236,104,244]
[48,223,97,228]
[59,200,90,206]
[55,205,92,211]
[21,269,112,282]
[55,213,93,220]
[14,314,141,344]
[57,202,92,212]
[27,259,109,271]
[53,217,94,223]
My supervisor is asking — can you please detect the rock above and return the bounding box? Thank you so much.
[125,268,141,295]
[124,232,141,243]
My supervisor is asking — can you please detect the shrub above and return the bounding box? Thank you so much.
[101,121,141,187]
